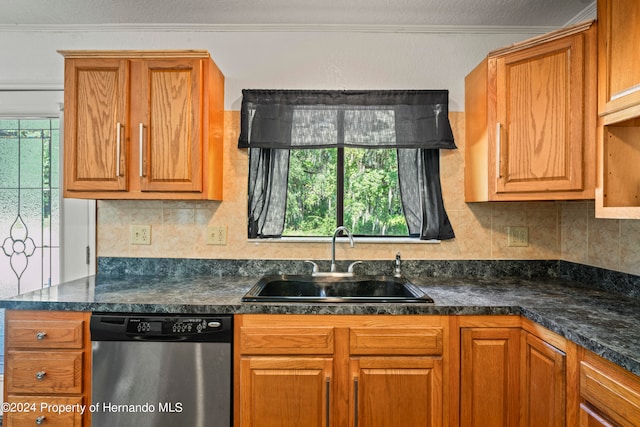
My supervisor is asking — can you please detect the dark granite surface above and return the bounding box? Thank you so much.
[1,266,639,377]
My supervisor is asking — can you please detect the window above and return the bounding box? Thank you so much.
[284,147,407,236]
[240,90,457,241]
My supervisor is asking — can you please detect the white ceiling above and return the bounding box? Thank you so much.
[0,0,596,28]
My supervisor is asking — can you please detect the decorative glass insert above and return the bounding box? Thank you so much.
[0,118,60,376]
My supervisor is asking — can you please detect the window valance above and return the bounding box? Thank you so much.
[238,89,457,150]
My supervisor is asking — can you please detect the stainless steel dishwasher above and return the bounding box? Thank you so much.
[90,313,232,427]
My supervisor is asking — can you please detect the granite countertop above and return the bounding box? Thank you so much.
[1,273,639,377]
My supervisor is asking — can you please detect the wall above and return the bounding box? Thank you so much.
[2,26,639,275]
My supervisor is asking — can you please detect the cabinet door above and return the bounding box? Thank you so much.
[239,356,332,427]
[350,357,442,427]
[494,32,586,194]
[521,332,566,427]
[64,58,128,192]
[138,58,203,192]
[460,328,520,427]
[599,0,640,115]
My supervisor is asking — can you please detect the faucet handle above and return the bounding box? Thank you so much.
[394,252,402,277]
[347,261,363,273]
[304,260,319,275]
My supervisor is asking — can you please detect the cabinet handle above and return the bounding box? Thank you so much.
[139,123,145,177]
[354,378,359,427]
[35,371,46,380]
[496,122,502,178]
[116,122,122,177]
[35,415,46,425]
[36,331,46,340]
[325,378,330,427]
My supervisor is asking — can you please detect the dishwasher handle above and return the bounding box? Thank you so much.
[132,335,189,342]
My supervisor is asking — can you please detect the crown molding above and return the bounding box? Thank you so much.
[0,23,558,35]
[564,1,597,26]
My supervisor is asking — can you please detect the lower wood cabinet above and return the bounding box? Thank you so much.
[459,327,521,427]
[351,356,442,427]
[456,317,572,427]
[235,314,448,427]
[239,356,333,427]
[4,310,91,427]
[521,330,567,427]
[5,311,640,427]
[579,349,640,427]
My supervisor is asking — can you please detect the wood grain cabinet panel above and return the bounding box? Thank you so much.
[138,59,203,193]
[520,331,566,427]
[63,58,129,192]
[6,351,83,394]
[350,356,442,427]
[60,50,224,200]
[240,326,335,355]
[460,327,520,427]
[6,319,84,349]
[239,357,332,427]
[465,21,596,201]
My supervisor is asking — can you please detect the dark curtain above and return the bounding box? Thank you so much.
[247,148,290,238]
[397,149,455,240]
[240,89,457,240]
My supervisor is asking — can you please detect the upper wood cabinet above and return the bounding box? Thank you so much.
[595,0,640,219]
[60,50,224,200]
[598,0,640,117]
[465,21,597,201]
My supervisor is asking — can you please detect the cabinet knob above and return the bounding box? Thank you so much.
[36,331,47,340]
[35,415,46,425]
[35,371,46,380]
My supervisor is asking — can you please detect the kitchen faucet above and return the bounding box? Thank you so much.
[304,226,360,277]
[331,226,354,272]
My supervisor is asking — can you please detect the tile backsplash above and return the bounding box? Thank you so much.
[97,111,640,276]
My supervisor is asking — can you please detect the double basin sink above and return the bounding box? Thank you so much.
[242,274,434,303]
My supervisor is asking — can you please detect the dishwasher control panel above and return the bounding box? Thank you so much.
[128,317,222,335]
[91,314,233,342]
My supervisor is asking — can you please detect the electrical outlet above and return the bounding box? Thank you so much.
[507,226,529,247]
[207,226,227,245]
[131,225,151,245]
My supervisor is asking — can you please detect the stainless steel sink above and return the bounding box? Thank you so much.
[241,275,434,303]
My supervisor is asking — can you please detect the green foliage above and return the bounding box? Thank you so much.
[283,147,408,237]
[284,149,337,236]
[344,148,407,236]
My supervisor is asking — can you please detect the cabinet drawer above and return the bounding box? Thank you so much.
[580,360,640,427]
[240,327,334,355]
[4,396,84,427]
[350,327,443,355]
[7,319,84,349]
[6,351,84,394]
